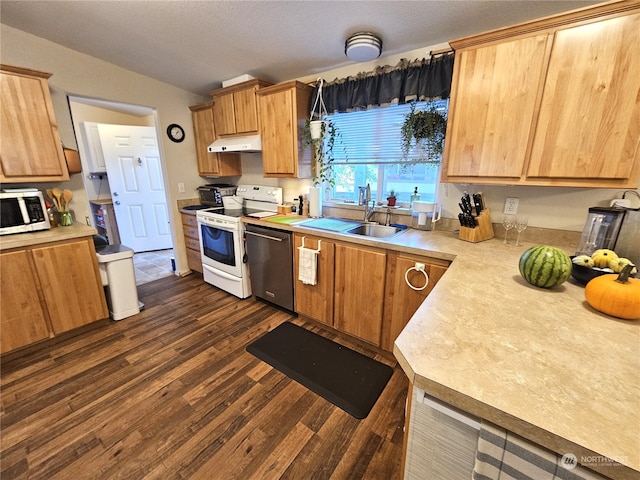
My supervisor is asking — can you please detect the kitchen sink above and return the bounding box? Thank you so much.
[346,224,405,238]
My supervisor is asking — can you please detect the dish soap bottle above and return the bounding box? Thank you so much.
[410,187,420,206]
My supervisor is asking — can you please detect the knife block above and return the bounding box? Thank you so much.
[458,209,494,243]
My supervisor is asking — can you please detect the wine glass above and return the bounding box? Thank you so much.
[515,215,528,246]
[502,214,516,244]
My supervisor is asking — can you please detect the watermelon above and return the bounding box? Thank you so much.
[519,245,572,288]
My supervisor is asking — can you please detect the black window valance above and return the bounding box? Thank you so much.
[313,52,454,114]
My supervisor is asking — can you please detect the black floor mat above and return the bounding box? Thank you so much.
[246,322,394,419]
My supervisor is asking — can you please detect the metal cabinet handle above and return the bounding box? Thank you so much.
[245,231,284,242]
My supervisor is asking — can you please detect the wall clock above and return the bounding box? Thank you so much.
[167,123,185,143]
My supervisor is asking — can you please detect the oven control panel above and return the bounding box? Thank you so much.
[235,185,283,205]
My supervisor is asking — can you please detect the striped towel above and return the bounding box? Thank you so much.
[473,421,608,480]
[298,246,318,285]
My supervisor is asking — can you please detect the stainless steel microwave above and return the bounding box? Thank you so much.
[0,190,51,235]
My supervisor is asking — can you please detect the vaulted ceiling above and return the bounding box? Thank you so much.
[1,0,598,96]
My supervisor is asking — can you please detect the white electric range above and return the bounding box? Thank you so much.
[196,184,283,298]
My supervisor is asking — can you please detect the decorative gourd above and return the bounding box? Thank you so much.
[585,264,640,320]
[572,255,594,268]
[608,257,638,274]
[591,249,618,268]
[519,245,572,288]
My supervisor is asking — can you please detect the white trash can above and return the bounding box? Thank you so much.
[96,244,141,321]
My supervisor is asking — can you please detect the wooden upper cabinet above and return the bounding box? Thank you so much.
[442,3,640,188]
[0,64,69,183]
[189,102,241,177]
[443,34,549,180]
[527,12,640,184]
[257,81,313,178]
[209,79,272,137]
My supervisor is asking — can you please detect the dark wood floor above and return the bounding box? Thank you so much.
[1,273,408,479]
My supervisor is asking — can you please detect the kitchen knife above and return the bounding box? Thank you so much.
[473,193,483,215]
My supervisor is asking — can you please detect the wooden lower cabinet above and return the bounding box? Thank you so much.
[0,250,51,353]
[381,252,449,351]
[32,240,107,335]
[334,243,387,346]
[0,237,108,354]
[293,233,335,325]
[181,213,202,273]
[293,233,449,351]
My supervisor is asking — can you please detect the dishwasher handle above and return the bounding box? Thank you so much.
[245,230,284,242]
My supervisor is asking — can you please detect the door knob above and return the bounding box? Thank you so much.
[115,201,121,205]
[113,192,119,196]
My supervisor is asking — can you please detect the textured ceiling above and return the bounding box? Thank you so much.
[1,0,599,96]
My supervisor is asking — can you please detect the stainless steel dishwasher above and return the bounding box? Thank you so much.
[245,224,294,311]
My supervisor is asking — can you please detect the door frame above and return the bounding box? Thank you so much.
[68,95,176,258]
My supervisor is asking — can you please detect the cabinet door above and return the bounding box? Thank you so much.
[258,81,313,178]
[527,13,640,184]
[334,243,386,346]
[233,87,259,134]
[381,254,448,351]
[294,234,335,325]
[0,250,51,354]
[442,34,549,181]
[0,67,69,182]
[260,87,297,175]
[32,239,108,334]
[190,103,241,177]
[212,93,236,136]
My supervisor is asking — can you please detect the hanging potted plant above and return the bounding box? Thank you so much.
[401,100,448,163]
[303,78,341,187]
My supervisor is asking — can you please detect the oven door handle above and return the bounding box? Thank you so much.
[245,231,284,242]
[197,219,236,232]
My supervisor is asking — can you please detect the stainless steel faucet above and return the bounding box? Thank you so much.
[364,200,376,222]
[362,183,375,222]
[385,208,391,226]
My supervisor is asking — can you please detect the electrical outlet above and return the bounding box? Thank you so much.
[178,182,185,193]
[503,197,519,215]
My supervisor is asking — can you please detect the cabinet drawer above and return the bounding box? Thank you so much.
[182,223,199,240]
[181,213,198,228]
[185,237,200,251]
[186,247,202,273]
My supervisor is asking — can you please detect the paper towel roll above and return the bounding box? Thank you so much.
[308,187,322,218]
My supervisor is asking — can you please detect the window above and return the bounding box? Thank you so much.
[324,99,448,205]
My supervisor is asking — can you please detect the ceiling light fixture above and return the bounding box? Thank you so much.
[345,32,382,62]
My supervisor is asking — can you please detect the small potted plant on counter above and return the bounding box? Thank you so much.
[387,190,397,207]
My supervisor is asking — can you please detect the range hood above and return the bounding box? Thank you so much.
[208,135,261,153]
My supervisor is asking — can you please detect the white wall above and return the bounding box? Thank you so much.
[1,24,208,274]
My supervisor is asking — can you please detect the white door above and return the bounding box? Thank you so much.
[98,124,172,253]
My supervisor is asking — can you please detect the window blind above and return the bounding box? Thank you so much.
[327,99,448,164]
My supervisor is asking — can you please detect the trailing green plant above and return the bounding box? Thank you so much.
[401,100,448,163]
[303,117,349,187]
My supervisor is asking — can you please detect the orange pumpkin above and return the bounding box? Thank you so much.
[585,264,640,320]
